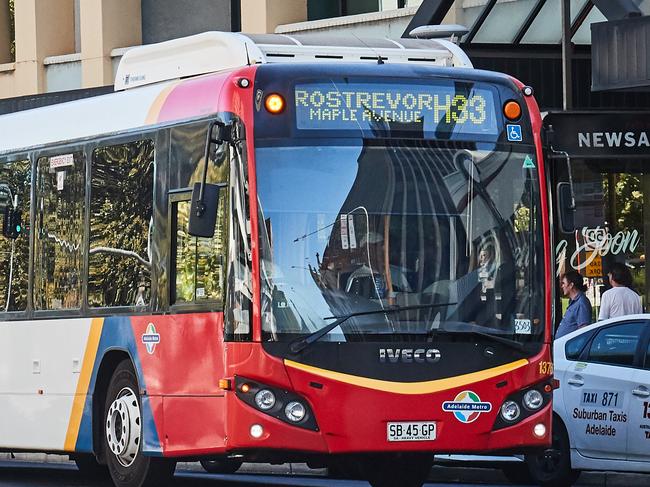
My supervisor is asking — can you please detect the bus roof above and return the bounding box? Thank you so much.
[114,31,472,91]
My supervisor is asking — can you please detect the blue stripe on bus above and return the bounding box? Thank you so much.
[75,315,163,455]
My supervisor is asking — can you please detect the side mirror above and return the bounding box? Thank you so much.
[557,182,575,233]
[188,182,220,238]
[188,120,233,238]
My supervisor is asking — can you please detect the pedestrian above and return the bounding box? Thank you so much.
[598,262,642,320]
[556,270,592,338]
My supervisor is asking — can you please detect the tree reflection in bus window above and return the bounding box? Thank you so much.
[89,140,154,308]
[0,159,30,312]
[173,191,228,305]
[35,152,85,310]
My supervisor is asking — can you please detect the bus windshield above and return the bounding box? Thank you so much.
[256,139,544,346]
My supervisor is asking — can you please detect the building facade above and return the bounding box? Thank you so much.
[0,0,428,100]
[3,0,644,105]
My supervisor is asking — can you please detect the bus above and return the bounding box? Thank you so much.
[0,32,553,487]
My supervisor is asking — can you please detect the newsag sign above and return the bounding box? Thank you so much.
[544,111,650,158]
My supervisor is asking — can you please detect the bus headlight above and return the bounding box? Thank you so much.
[492,381,553,431]
[234,377,318,431]
[254,389,276,410]
[523,389,544,411]
[500,400,521,422]
[284,401,306,422]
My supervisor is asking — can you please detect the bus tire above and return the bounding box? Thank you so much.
[361,453,433,487]
[501,462,533,484]
[199,458,243,474]
[103,359,176,487]
[524,416,580,487]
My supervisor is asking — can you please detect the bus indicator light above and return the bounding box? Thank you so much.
[504,100,522,121]
[240,383,251,393]
[219,379,232,390]
[265,94,285,114]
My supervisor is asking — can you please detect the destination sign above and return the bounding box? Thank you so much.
[295,82,498,136]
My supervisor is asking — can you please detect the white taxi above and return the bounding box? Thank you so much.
[524,314,650,486]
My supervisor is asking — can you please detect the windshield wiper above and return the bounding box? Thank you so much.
[289,303,455,354]
[432,328,526,352]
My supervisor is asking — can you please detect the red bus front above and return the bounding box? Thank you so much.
[219,63,552,486]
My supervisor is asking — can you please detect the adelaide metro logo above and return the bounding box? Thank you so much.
[442,391,492,423]
[142,323,160,354]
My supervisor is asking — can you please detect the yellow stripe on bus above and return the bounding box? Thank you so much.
[284,358,529,395]
[145,82,179,125]
[64,318,104,451]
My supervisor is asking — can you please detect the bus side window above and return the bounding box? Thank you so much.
[88,140,154,308]
[171,190,228,307]
[224,137,252,341]
[0,159,31,313]
[34,152,85,311]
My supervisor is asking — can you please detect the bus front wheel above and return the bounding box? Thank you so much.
[524,416,580,487]
[73,453,107,478]
[103,360,176,487]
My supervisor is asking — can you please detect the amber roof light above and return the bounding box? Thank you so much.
[265,94,285,114]
[504,100,522,121]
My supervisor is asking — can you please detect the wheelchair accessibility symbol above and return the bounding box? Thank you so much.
[507,124,522,142]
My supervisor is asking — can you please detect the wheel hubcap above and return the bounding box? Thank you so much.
[540,447,562,472]
[106,387,141,467]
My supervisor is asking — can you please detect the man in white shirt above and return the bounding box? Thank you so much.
[598,262,643,320]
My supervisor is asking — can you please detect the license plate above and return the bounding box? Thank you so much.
[387,421,436,442]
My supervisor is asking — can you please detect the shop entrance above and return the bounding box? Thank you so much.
[545,112,650,326]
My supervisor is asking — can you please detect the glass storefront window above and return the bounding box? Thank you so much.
[555,159,647,320]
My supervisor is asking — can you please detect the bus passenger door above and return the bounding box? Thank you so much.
[168,188,229,450]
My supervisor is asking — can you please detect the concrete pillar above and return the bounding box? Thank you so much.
[0,0,11,63]
[14,0,75,95]
[80,0,141,88]
[241,0,307,34]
